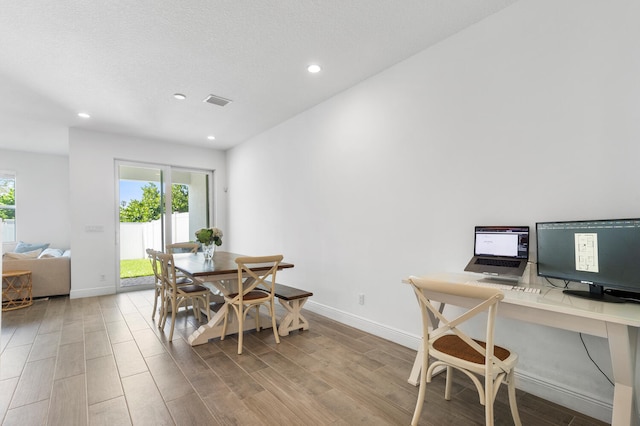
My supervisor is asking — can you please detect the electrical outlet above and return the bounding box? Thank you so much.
[99,274,106,282]
[358,293,365,305]
[85,225,104,233]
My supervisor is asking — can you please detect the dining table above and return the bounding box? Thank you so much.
[171,250,294,346]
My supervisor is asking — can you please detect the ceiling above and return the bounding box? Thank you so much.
[0,1,517,155]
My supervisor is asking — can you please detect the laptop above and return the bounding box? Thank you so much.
[464,226,529,278]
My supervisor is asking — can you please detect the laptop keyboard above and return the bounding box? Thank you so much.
[475,258,521,268]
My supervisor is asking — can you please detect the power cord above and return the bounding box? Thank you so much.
[537,273,616,384]
[544,277,569,289]
[579,333,613,386]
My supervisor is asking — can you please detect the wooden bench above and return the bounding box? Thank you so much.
[270,283,313,336]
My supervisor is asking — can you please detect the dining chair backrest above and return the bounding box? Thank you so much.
[234,255,284,301]
[411,277,504,368]
[146,248,162,283]
[157,252,178,291]
[147,248,164,321]
[166,242,200,254]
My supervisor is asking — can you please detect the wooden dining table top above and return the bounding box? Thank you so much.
[171,251,294,278]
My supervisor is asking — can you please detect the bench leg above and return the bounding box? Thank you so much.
[277,297,310,336]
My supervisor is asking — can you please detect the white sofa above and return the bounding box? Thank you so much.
[3,257,70,298]
[2,244,71,298]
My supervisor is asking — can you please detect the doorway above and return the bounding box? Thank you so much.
[116,161,214,291]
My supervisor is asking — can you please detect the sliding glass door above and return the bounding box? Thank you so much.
[116,161,213,291]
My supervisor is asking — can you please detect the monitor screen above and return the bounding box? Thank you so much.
[536,218,640,302]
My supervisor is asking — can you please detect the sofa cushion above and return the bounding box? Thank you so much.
[4,249,43,259]
[39,248,64,258]
[14,241,50,253]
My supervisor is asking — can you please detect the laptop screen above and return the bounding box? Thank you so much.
[474,226,529,259]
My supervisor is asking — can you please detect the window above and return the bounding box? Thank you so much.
[0,171,16,242]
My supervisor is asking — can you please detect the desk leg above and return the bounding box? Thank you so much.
[278,297,310,336]
[607,322,639,426]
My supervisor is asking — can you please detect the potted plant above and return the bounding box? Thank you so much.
[195,227,223,259]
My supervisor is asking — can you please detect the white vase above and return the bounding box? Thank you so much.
[203,243,215,260]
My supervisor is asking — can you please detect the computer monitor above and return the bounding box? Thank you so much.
[536,218,640,303]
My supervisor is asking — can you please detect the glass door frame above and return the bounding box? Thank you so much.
[115,160,215,293]
[166,166,215,247]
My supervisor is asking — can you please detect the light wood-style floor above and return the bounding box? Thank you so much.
[1,290,608,425]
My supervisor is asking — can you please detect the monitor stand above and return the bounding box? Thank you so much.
[605,288,640,303]
[563,284,624,303]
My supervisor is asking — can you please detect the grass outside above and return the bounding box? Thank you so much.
[120,258,153,278]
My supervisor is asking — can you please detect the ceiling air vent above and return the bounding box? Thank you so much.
[203,94,232,107]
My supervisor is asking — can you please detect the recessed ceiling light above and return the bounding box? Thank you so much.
[207,135,216,141]
[173,93,186,100]
[77,112,91,118]
[307,64,322,73]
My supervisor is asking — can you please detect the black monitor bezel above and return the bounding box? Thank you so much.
[536,218,640,303]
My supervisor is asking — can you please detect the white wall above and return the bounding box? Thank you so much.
[227,0,640,421]
[0,149,70,250]
[1,221,3,333]
[68,129,227,298]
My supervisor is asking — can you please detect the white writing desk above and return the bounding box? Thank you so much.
[404,273,640,426]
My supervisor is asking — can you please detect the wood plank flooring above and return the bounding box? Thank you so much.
[1,290,609,425]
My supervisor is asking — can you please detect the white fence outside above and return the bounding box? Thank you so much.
[3,216,193,259]
[1,219,15,242]
[120,212,191,260]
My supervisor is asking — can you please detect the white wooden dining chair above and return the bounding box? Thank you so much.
[165,242,201,283]
[221,255,283,354]
[166,242,199,254]
[147,248,165,321]
[148,248,197,323]
[157,252,211,341]
[407,275,522,426]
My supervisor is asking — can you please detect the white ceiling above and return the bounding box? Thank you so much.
[0,0,517,155]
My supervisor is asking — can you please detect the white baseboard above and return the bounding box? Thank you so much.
[306,299,421,349]
[305,300,613,424]
[515,370,612,423]
[69,286,115,299]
